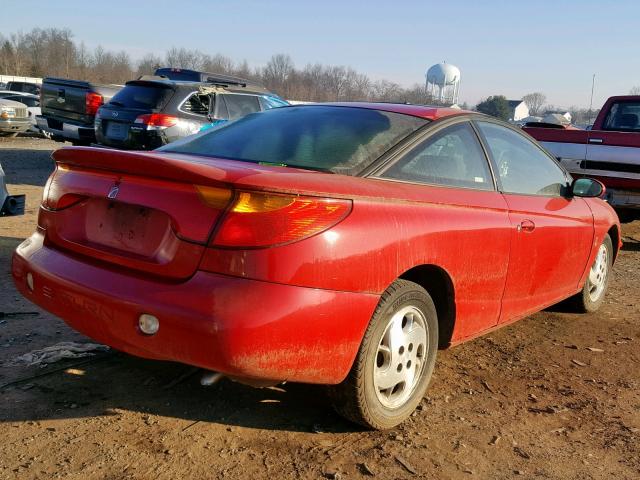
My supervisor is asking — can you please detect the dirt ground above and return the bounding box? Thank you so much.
[0,136,638,480]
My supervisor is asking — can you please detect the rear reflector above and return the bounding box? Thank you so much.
[212,191,351,248]
[134,113,178,128]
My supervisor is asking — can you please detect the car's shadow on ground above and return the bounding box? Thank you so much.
[621,239,640,251]
[0,353,361,434]
[0,147,55,187]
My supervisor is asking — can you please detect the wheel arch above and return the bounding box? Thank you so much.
[399,264,456,349]
[607,224,620,263]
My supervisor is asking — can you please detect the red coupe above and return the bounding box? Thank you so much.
[13,103,620,429]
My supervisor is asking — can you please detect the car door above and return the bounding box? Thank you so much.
[379,120,512,337]
[475,121,594,323]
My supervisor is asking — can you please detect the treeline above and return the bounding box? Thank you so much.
[0,27,440,104]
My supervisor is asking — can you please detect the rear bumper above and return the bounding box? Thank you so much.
[12,232,378,384]
[0,118,31,134]
[36,115,95,143]
[95,126,168,150]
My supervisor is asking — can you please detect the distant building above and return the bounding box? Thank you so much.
[543,111,572,125]
[508,100,530,122]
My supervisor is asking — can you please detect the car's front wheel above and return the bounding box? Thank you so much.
[571,234,613,312]
[329,279,438,429]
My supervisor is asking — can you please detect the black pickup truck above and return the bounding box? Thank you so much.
[36,78,122,145]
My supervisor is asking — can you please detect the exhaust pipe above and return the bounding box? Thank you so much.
[200,371,224,386]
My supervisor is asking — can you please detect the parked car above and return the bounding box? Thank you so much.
[524,95,640,220]
[1,162,25,216]
[95,75,288,150]
[6,81,40,96]
[37,77,122,145]
[13,104,620,429]
[2,92,42,135]
[0,98,31,137]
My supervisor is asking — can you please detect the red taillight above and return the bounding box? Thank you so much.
[134,113,178,128]
[85,92,103,116]
[212,191,352,248]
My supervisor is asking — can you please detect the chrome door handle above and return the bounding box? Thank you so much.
[518,220,535,233]
[589,138,603,144]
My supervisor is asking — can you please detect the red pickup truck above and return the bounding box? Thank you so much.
[524,96,640,219]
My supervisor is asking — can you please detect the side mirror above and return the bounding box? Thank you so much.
[571,177,605,198]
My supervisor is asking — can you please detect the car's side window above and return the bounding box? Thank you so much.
[382,122,494,190]
[213,94,229,120]
[222,94,261,121]
[181,93,210,116]
[476,121,567,196]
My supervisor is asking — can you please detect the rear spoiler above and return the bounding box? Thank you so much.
[53,147,231,187]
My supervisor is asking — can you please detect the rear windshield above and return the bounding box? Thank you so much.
[602,101,640,132]
[108,84,173,110]
[161,106,428,175]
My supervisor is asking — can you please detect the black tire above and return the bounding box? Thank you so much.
[570,234,613,313]
[329,279,438,430]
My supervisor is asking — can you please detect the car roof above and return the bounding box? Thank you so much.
[316,102,471,121]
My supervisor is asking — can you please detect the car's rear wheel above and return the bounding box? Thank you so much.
[571,234,613,313]
[329,279,438,430]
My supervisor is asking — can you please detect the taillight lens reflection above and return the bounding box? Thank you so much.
[213,191,351,248]
[134,113,178,128]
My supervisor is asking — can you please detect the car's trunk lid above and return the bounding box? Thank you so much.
[41,147,235,280]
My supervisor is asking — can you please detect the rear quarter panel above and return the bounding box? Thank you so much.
[202,179,513,341]
[580,199,622,281]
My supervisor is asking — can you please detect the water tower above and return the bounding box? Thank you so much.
[426,62,461,106]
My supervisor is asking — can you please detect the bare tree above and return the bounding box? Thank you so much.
[521,92,546,116]
[165,47,204,70]
[629,86,640,95]
[262,54,294,97]
[0,26,479,106]
[136,53,162,77]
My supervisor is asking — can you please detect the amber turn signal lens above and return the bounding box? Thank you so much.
[213,190,352,248]
[195,185,233,210]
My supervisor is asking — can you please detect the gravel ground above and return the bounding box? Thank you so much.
[0,136,638,479]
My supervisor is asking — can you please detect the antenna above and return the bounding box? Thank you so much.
[588,74,596,125]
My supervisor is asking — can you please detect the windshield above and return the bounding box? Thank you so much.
[160,106,428,175]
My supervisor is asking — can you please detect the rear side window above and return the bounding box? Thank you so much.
[476,121,567,196]
[109,84,172,110]
[161,106,429,175]
[181,93,210,116]
[602,101,640,132]
[383,123,494,190]
[222,94,260,120]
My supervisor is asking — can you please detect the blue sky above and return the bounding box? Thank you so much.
[3,0,640,107]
